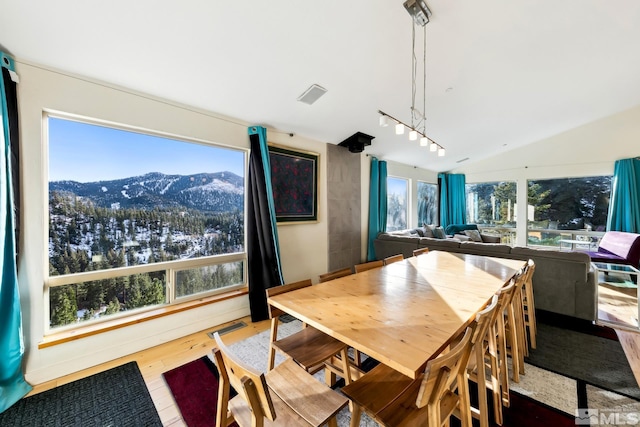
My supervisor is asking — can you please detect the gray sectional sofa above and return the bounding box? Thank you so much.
[373,229,597,321]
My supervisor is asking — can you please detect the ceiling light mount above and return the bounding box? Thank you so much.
[403,0,432,26]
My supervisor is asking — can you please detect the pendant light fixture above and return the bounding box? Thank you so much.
[378,0,445,157]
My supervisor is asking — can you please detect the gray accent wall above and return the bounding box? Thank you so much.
[327,144,362,272]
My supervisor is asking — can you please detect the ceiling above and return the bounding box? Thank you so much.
[2,1,640,171]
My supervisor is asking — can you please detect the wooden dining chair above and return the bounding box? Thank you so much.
[266,279,352,387]
[465,285,513,427]
[212,332,349,427]
[521,259,537,349]
[341,326,475,427]
[354,260,384,273]
[413,247,430,257]
[383,254,404,265]
[506,269,527,381]
[318,267,353,283]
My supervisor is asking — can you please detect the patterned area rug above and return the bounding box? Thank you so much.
[166,320,589,426]
[0,361,161,427]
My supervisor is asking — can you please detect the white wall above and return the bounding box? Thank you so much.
[452,105,640,245]
[15,61,329,383]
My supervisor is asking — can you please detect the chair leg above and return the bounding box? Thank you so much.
[457,371,473,427]
[507,305,521,383]
[349,404,362,427]
[267,320,278,371]
[475,346,490,427]
[488,330,504,424]
[496,314,510,408]
[525,284,537,349]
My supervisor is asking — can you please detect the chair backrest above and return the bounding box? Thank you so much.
[266,279,313,319]
[213,332,277,422]
[415,326,474,409]
[384,254,404,265]
[413,247,430,257]
[319,267,353,283]
[472,294,499,348]
[354,260,384,273]
[524,259,536,287]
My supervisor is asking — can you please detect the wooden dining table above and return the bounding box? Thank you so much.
[267,250,527,379]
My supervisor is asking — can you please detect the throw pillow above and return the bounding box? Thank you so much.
[432,226,446,239]
[422,224,435,238]
[464,229,483,242]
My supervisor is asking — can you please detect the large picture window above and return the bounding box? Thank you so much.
[466,181,517,226]
[527,176,611,247]
[417,181,438,226]
[387,177,408,232]
[47,115,246,330]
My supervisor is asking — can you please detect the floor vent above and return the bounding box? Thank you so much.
[207,321,247,339]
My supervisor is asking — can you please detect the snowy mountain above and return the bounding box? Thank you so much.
[49,171,244,212]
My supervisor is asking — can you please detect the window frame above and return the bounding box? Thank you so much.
[43,111,249,334]
[416,180,438,227]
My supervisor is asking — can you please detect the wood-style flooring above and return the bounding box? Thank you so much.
[24,282,640,426]
[27,315,272,427]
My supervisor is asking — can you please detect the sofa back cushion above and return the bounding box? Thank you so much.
[598,231,640,265]
[444,224,478,236]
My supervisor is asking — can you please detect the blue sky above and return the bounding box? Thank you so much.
[48,117,245,182]
[387,177,408,197]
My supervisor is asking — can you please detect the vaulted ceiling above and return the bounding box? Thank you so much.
[2,1,640,171]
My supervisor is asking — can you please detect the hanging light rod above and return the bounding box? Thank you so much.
[378,110,445,157]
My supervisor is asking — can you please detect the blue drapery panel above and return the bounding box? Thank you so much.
[246,126,284,322]
[438,173,466,230]
[607,158,640,232]
[0,51,32,413]
[367,158,387,261]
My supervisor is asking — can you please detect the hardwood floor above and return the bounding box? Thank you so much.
[27,315,272,427]
[23,282,640,426]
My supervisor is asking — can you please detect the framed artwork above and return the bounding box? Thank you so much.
[268,144,318,223]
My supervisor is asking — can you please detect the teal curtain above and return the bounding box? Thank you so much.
[367,158,387,261]
[607,158,640,232]
[246,126,284,321]
[1,51,32,413]
[438,173,466,230]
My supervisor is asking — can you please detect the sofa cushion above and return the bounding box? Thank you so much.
[418,237,461,251]
[459,241,512,256]
[432,226,446,239]
[422,224,436,238]
[586,231,640,267]
[464,229,483,242]
[444,224,479,236]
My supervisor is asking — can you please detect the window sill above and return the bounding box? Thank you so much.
[38,288,249,349]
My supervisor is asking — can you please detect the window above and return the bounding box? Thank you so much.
[417,181,438,226]
[466,181,517,226]
[47,115,246,330]
[386,177,408,231]
[527,176,611,247]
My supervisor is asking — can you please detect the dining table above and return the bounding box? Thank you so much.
[267,250,527,379]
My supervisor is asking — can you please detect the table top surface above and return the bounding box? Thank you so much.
[268,251,526,379]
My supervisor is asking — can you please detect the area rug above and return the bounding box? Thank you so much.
[0,361,161,427]
[163,356,238,427]
[166,320,580,426]
[525,322,640,400]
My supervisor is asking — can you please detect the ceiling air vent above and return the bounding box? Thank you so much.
[297,84,327,105]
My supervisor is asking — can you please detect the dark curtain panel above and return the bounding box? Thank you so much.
[246,126,284,322]
[3,67,19,258]
[1,52,32,413]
